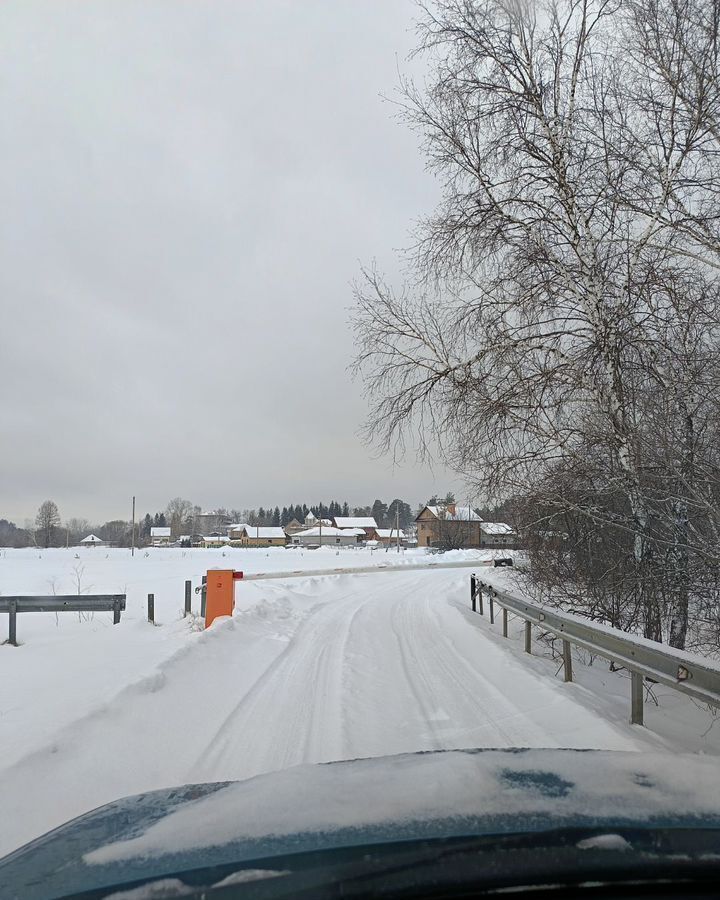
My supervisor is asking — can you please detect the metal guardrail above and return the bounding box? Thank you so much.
[470,575,720,727]
[0,595,126,646]
[225,557,496,584]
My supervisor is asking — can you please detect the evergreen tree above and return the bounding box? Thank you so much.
[272,506,280,526]
[258,506,266,524]
[281,506,290,526]
[371,499,388,527]
[142,514,152,537]
[157,513,167,527]
[342,501,350,517]
[387,499,414,530]
[293,504,303,521]
[302,504,309,519]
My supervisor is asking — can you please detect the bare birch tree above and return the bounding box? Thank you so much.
[352,0,720,647]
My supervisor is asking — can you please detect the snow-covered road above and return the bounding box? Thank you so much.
[0,566,654,856]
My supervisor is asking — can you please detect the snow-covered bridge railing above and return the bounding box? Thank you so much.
[471,575,720,728]
[0,595,126,646]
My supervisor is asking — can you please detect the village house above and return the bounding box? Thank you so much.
[283,518,305,536]
[479,522,516,547]
[291,526,364,547]
[332,516,378,540]
[228,523,250,542]
[235,525,287,548]
[415,504,483,549]
[150,526,172,546]
[415,504,515,549]
[80,533,104,547]
[201,531,230,547]
[193,512,231,535]
[374,528,406,547]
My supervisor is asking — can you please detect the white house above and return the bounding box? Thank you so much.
[150,526,171,546]
[291,526,364,547]
[80,533,104,547]
[201,534,231,547]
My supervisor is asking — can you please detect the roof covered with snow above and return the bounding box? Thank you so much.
[241,527,286,539]
[333,517,377,529]
[293,527,364,538]
[375,529,406,539]
[479,522,514,535]
[424,506,482,522]
[80,534,103,544]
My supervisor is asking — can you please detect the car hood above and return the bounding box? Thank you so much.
[2,748,720,899]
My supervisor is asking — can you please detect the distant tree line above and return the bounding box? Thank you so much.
[1,494,422,549]
[219,498,415,530]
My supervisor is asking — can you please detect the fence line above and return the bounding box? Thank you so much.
[235,557,496,582]
[0,595,126,646]
[470,574,720,727]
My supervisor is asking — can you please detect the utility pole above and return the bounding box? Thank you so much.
[131,495,136,557]
[396,504,400,553]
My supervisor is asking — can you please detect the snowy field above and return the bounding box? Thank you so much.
[0,546,718,856]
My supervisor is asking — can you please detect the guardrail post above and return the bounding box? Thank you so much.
[113,599,121,625]
[200,575,207,618]
[524,620,532,654]
[147,593,155,625]
[470,573,476,612]
[562,639,572,682]
[184,580,192,617]
[502,608,508,637]
[477,582,484,615]
[489,591,494,625]
[8,599,17,646]
[631,671,644,725]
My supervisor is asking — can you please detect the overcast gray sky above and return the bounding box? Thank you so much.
[0,0,461,524]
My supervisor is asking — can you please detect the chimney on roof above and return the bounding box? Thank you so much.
[447,503,456,516]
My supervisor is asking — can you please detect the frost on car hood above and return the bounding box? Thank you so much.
[2,748,720,900]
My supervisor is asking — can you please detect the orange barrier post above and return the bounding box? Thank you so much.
[204,569,235,628]
[203,569,244,628]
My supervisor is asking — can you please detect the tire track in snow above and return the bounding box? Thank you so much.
[388,591,522,748]
[193,589,367,781]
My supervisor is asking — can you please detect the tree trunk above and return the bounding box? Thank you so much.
[668,409,694,649]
